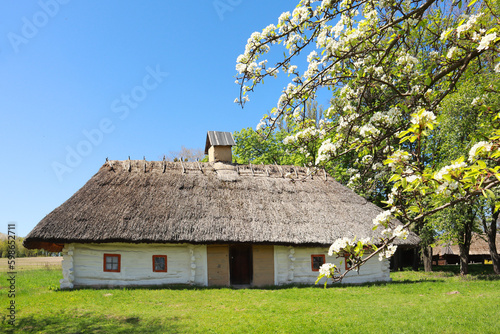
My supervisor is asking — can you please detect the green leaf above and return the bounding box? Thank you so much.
[409,206,420,213]
[400,136,410,143]
[484,189,496,199]
[442,174,452,182]
[468,0,478,7]
[388,174,401,182]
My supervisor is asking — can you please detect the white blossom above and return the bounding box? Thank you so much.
[256,119,266,131]
[393,225,409,240]
[291,6,310,25]
[396,54,418,68]
[373,210,392,228]
[359,123,380,137]
[332,20,344,38]
[436,182,451,196]
[405,174,421,183]
[361,155,373,164]
[307,50,318,62]
[447,47,458,59]
[477,33,497,51]
[456,13,482,38]
[469,141,493,161]
[328,237,352,255]
[440,28,453,41]
[411,109,436,125]
[319,263,336,276]
[471,96,482,106]
[262,24,276,37]
[278,11,291,26]
[386,150,410,171]
[378,245,397,261]
[434,161,467,180]
[359,237,372,245]
[316,139,341,164]
[381,228,393,238]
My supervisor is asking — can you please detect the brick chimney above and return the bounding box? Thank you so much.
[204,131,235,163]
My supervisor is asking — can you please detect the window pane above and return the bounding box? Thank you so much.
[105,255,119,271]
[312,256,324,270]
[154,257,165,271]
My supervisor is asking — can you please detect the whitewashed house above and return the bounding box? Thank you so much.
[24,131,418,289]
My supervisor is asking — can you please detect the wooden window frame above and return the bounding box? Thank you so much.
[152,255,168,273]
[311,254,326,272]
[103,253,121,272]
[344,255,353,270]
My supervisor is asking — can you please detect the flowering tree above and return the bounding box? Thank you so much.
[233,101,325,166]
[235,0,500,282]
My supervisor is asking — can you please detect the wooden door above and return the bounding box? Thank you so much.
[207,245,230,286]
[252,245,274,286]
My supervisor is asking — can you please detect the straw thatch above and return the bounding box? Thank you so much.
[24,160,419,251]
[433,234,500,256]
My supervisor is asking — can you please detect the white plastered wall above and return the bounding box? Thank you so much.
[274,246,391,285]
[68,243,207,288]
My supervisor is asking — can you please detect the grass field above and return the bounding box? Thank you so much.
[1,260,499,333]
[0,257,62,272]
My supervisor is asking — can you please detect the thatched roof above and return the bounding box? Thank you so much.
[24,160,419,251]
[433,234,500,256]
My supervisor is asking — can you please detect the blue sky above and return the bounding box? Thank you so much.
[0,1,332,237]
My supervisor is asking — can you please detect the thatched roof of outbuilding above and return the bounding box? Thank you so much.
[24,160,419,251]
[433,234,500,256]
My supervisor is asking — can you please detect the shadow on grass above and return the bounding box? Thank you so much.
[49,279,447,293]
[44,263,498,293]
[1,312,178,334]
[395,264,500,281]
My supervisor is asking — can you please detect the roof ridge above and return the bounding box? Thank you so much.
[103,159,325,181]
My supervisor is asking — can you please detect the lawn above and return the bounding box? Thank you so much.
[1,262,499,333]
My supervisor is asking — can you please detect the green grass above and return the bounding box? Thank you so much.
[1,265,499,333]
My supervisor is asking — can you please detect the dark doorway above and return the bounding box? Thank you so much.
[229,244,253,285]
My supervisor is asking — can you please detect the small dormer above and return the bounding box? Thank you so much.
[204,131,235,163]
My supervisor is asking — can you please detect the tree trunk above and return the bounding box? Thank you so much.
[485,208,499,275]
[422,246,433,272]
[458,206,474,276]
[412,247,419,271]
[458,242,470,275]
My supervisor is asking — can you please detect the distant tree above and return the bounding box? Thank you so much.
[429,71,500,274]
[479,199,500,274]
[434,201,482,275]
[0,239,8,258]
[166,146,205,162]
[235,101,326,166]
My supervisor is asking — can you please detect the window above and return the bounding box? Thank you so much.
[344,255,353,270]
[152,255,167,272]
[311,254,325,271]
[103,254,121,272]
